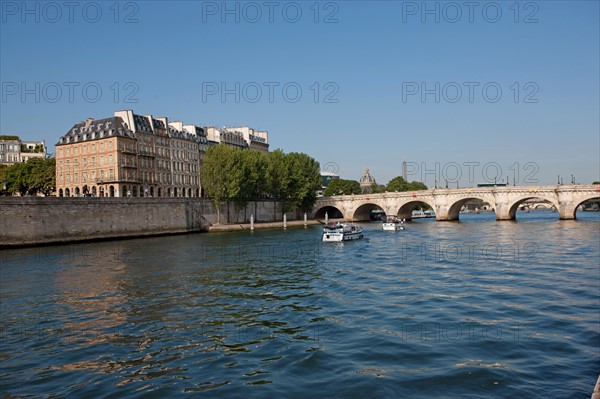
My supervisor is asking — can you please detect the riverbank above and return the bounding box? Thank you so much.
[0,197,305,248]
[208,219,323,232]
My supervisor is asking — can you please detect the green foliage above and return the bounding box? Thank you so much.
[370,183,386,193]
[286,152,321,212]
[0,164,7,182]
[20,143,45,153]
[0,135,19,141]
[201,146,321,221]
[4,158,55,196]
[593,181,600,185]
[386,176,428,192]
[264,150,321,213]
[265,149,290,204]
[200,145,238,223]
[232,149,267,209]
[324,179,361,196]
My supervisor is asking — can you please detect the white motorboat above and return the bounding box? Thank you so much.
[322,223,364,242]
[382,216,405,231]
[411,210,435,219]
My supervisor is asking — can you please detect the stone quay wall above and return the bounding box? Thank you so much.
[0,197,299,247]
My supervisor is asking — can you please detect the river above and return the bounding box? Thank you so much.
[1,210,599,398]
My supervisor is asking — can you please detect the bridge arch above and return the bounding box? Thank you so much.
[313,205,345,220]
[446,197,496,221]
[351,202,386,221]
[508,195,559,220]
[572,195,600,219]
[531,203,552,210]
[396,199,436,220]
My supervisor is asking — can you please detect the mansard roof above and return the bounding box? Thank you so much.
[56,117,134,146]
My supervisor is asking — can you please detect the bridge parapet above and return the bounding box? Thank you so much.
[313,185,600,222]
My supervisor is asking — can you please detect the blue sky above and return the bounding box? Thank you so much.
[1,0,598,186]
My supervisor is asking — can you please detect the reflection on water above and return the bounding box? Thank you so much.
[1,210,599,398]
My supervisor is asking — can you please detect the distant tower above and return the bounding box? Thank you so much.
[360,168,376,193]
[402,160,407,181]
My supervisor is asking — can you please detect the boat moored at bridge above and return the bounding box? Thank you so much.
[382,216,405,231]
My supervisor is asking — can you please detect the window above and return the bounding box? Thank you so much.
[74,173,78,183]
[109,169,114,179]
[108,155,113,165]
[108,141,113,150]
[100,143,105,151]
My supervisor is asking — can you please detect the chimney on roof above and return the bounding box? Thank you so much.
[85,118,94,129]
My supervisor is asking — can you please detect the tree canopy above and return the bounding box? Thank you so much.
[323,179,361,196]
[201,145,321,222]
[386,176,428,192]
[4,158,55,196]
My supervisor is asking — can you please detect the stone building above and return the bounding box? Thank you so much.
[224,126,269,153]
[360,168,377,193]
[55,116,137,197]
[0,136,46,165]
[205,126,269,152]
[55,110,208,198]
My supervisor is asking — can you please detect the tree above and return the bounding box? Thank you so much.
[286,152,321,213]
[4,158,55,196]
[386,176,428,192]
[265,149,292,211]
[29,158,55,196]
[324,179,361,196]
[0,164,8,193]
[202,146,321,222]
[593,181,600,185]
[5,161,30,194]
[200,144,237,223]
[231,149,267,209]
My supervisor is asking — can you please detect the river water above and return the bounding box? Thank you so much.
[1,210,599,398]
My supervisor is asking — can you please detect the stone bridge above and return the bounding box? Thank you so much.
[312,185,600,221]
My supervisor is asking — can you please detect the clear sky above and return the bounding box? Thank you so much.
[1,0,598,187]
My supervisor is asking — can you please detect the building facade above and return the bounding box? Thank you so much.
[55,110,208,197]
[0,136,46,165]
[205,126,269,152]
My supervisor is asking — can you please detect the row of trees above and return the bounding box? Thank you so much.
[200,145,321,223]
[1,158,56,196]
[324,176,428,197]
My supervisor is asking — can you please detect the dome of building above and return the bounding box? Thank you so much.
[360,168,377,193]
[360,168,376,184]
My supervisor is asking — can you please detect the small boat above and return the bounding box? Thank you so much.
[382,216,405,231]
[322,223,364,242]
[411,210,435,219]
